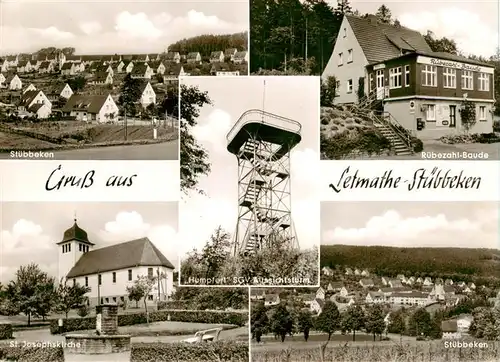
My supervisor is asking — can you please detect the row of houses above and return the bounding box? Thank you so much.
[10,80,158,120]
[1,49,248,74]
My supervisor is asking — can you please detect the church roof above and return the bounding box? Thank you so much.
[66,237,174,277]
[57,219,94,245]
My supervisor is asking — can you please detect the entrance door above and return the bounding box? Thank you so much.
[449,105,456,127]
[376,70,384,100]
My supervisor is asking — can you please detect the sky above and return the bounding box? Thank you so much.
[179,76,320,257]
[0,0,249,54]
[333,0,498,58]
[321,201,499,249]
[0,202,179,284]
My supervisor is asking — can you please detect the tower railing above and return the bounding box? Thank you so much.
[226,109,302,145]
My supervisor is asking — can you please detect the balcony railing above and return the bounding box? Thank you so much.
[226,109,301,145]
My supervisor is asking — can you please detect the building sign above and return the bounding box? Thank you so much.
[373,63,385,70]
[417,56,494,74]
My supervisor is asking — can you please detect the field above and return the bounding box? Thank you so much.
[0,121,178,152]
[252,333,500,362]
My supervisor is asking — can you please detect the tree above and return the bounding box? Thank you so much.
[409,308,432,337]
[127,284,143,308]
[67,76,86,92]
[119,74,142,117]
[270,303,294,342]
[126,273,165,324]
[459,98,477,133]
[180,84,212,193]
[297,309,314,341]
[202,226,232,279]
[321,76,338,106]
[423,31,458,55]
[342,305,365,341]
[388,311,406,337]
[376,5,392,24]
[315,300,340,340]
[335,0,353,17]
[54,280,90,320]
[365,304,386,341]
[6,264,56,326]
[251,302,269,343]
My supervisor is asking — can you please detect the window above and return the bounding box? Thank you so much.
[113,297,116,302]
[105,298,109,303]
[79,243,82,252]
[479,106,486,121]
[72,278,75,285]
[405,65,410,87]
[148,295,153,301]
[389,67,402,88]
[68,243,71,252]
[422,65,437,87]
[98,274,102,285]
[120,296,124,302]
[347,79,353,93]
[478,73,489,91]
[128,269,132,281]
[343,27,347,37]
[112,272,116,283]
[369,74,373,92]
[347,49,353,63]
[426,104,436,120]
[461,70,473,90]
[443,68,456,89]
[85,277,88,287]
[148,268,154,279]
[338,53,343,66]
[335,80,340,96]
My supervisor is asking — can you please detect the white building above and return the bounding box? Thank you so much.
[139,82,156,108]
[62,94,119,123]
[58,219,175,306]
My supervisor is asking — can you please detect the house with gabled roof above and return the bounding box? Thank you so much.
[91,72,113,85]
[8,74,22,90]
[354,268,361,275]
[365,291,385,304]
[148,54,159,62]
[359,278,374,288]
[164,52,181,64]
[163,64,187,84]
[345,267,353,275]
[139,81,156,108]
[225,48,237,61]
[210,63,239,76]
[361,269,370,277]
[59,219,174,306]
[17,60,33,73]
[233,50,248,64]
[389,279,403,288]
[210,51,224,63]
[5,55,19,68]
[38,61,55,74]
[47,83,73,102]
[22,83,37,94]
[321,266,334,276]
[186,52,201,64]
[316,287,326,300]
[148,61,166,75]
[1,59,9,73]
[327,282,343,292]
[423,277,433,286]
[18,90,52,119]
[62,94,119,123]
[131,63,154,79]
[445,278,454,286]
[441,320,461,339]
[310,298,325,314]
[264,294,280,306]
[0,73,5,87]
[339,286,350,297]
[61,62,75,76]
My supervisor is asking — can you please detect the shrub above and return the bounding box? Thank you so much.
[411,137,424,152]
[50,310,247,334]
[130,341,248,362]
[493,120,500,132]
[0,346,64,362]
[0,323,13,339]
[77,305,89,318]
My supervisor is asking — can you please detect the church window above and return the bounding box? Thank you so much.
[148,268,153,279]
[79,243,82,252]
[128,270,132,281]
[68,243,71,252]
[112,272,116,283]
[85,277,88,286]
[72,278,75,285]
[98,274,102,285]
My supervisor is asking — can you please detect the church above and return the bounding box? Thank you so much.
[57,218,175,307]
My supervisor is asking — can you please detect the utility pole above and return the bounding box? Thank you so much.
[124,109,128,141]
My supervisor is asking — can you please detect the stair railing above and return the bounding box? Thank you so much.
[374,111,414,153]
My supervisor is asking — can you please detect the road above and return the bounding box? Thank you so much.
[1,139,179,160]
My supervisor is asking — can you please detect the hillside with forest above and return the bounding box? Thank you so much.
[167,32,248,56]
[321,245,500,286]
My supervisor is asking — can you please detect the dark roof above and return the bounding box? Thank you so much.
[19,90,39,107]
[28,103,45,112]
[61,63,73,70]
[225,48,237,56]
[39,61,51,68]
[346,14,432,64]
[210,51,223,58]
[211,63,234,72]
[93,72,110,81]
[164,64,184,76]
[62,94,111,114]
[187,52,200,59]
[67,237,174,277]
[132,63,149,74]
[65,55,81,61]
[138,81,152,94]
[17,60,29,67]
[58,219,94,245]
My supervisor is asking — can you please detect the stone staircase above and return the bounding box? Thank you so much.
[374,122,413,156]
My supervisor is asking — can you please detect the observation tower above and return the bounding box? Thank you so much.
[226,109,302,256]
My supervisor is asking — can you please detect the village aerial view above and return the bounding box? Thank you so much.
[0,35,247,160]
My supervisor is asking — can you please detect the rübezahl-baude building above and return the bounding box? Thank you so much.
[57,218,174,306]
[322,14,495,140]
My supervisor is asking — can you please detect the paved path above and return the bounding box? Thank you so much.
[0,140,179,160]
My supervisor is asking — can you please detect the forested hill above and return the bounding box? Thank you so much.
[167,32,248,56]
[321,245,500,283]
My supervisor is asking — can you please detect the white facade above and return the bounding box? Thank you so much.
[60,84,74,99]
[9,75,22,90]
[0,73,5,87]
[58,239,92,282]
[23,83,37,94]
[140,82,156,107]
[72,266,174,306]
[322,16,369,104]
[31,104,51,119]
[24,91,52,109]
[96,95,119,122]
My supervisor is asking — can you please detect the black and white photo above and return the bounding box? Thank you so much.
[0,202,249,361]
[179,76,320,286]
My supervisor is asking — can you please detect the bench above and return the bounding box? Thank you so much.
[182,327,223,343]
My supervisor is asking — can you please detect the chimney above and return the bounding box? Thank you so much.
[367,14,379,25]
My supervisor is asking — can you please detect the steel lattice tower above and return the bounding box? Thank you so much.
[226,109,302,256]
